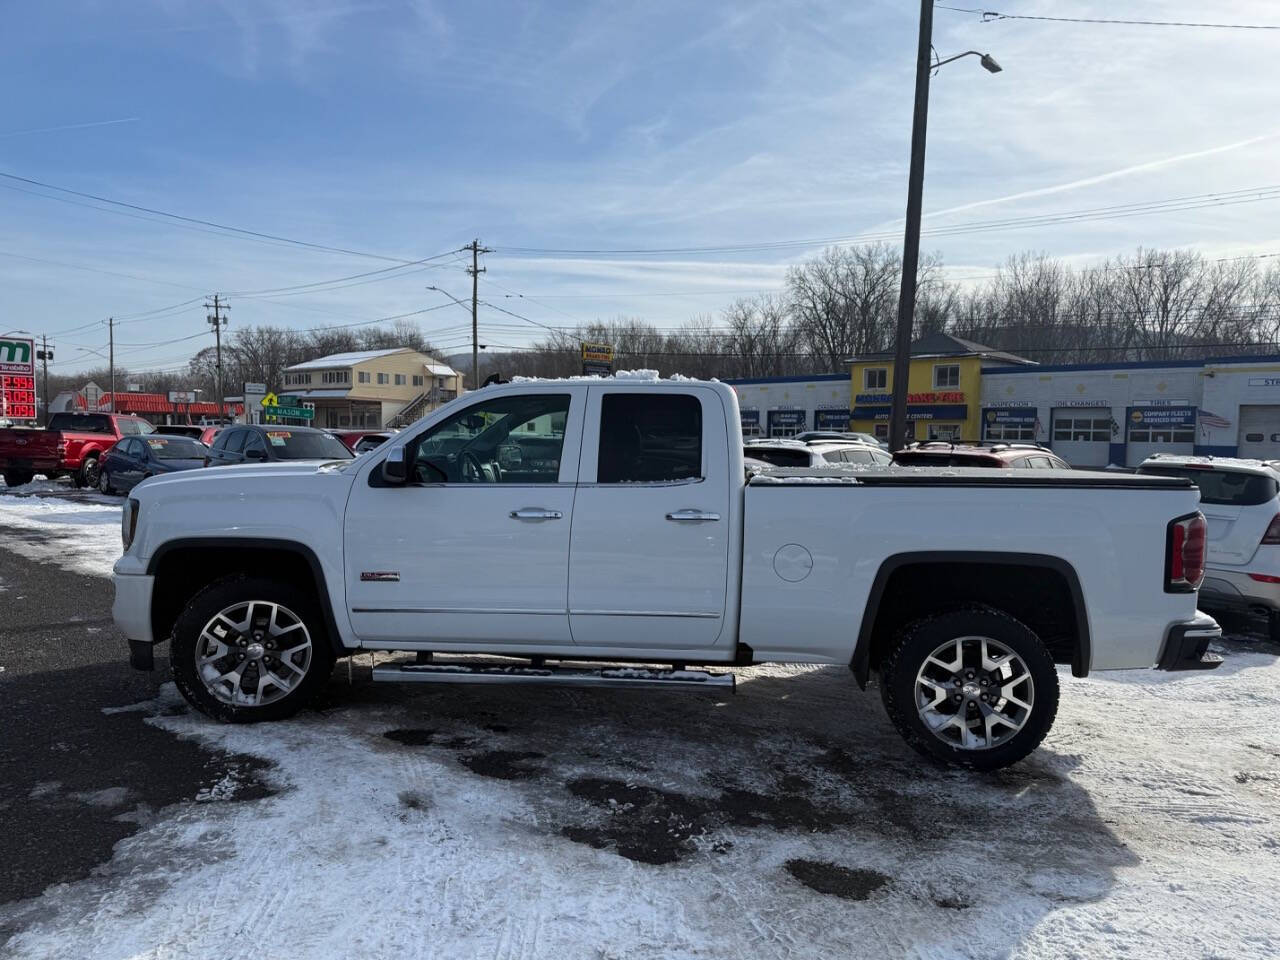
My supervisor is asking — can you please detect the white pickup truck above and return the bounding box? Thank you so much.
[113,377,1222,770]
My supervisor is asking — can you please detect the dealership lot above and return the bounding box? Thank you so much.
[2,483,1280,959]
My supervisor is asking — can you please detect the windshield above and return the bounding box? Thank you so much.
[48,413,113,433]
[265,430,355,460]
[1139,466,1279,505]
[144,436,207,460]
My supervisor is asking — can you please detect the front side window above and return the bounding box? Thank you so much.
[864,367,887,390]
[933,364,960,388]
[598,393,702,483]
[411,393,570,484]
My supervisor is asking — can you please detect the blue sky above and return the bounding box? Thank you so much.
[3,0,1279,374]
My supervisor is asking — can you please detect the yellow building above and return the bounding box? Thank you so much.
[849,333,1034,443]
[282,348,463,429]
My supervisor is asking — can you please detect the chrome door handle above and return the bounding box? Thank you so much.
[666,509,721,522]
[510,508,563,520]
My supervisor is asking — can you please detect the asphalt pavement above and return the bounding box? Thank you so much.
[0,543,271,911]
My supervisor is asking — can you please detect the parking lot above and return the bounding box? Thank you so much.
[2,481,1279,959]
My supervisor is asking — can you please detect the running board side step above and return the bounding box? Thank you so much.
[371,661,735,692]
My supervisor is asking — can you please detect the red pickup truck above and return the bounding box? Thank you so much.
[0,412,156,488]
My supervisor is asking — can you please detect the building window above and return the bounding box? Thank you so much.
[321,370,349,385]
[1130,424,1193,443]
[284,373,313,386]
[864,368,887,391]
[412,375,424,387]
[394,374,406,386]
[1053,416,1111,443]
[933,364,960,388]
[358,371,370,384]
[986,422,1036,442]
[377,372,389,385]
[873,423,889,440]
[928,423,961,441]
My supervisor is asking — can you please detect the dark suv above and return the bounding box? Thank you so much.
[205,424,355,467]
[892,441,1071,470]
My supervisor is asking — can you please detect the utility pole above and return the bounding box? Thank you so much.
[107,317,116,413]
[888,0,936,453]
[205,295,229,421]
[36,335,53,426]
[465,239,491,390]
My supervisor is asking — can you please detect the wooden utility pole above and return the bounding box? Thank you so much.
[37,335,53,426]
[465,239,491,390]
[106,317,116,412]
[205,295,229,420]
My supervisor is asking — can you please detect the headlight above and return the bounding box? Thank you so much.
[122,498,140,551]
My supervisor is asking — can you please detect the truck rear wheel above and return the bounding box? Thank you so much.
[170,576,335,723]
[3,470,34,488]
[879,606,1059,771]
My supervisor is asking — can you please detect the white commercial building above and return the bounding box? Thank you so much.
[722,375,852,438]
[980,354,1280,468]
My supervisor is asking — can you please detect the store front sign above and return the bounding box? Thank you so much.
[768,409,806,427]
[1129,406,1196,427]
[739,409,760,427]
[1247,377,1280,388]
[854,392,890,404]
[815,408,851,430]
[1054,398,1110,408]
[852,403,968,421]
[906,391,964,404]
[984,407,1037,425]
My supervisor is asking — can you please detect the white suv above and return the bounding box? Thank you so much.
[1138,455,1280,642]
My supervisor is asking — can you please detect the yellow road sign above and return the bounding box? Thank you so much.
[261,392,278,407]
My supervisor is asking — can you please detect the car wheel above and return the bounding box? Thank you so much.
[171,576,335,723]
[97,470,115,494]
[879,606,1059,771]
[1270,611,1280,646]
[76,456,100,489]
[3,470,34,488]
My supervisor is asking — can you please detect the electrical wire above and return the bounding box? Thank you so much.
[937,5,1280,30]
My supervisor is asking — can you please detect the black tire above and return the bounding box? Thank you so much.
[3,470,34,488]
[171,575,335,723]
[98,469,115,495]
[75,456,100,489]
[879,606,1059,771]
[1269,611,1280,646]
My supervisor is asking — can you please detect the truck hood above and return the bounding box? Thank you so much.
[134,459,355,493]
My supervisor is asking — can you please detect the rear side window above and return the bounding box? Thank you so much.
[221,430,246,453]
[1139,467,1279,506]
[48,413,112,433]
[598,394,702,483]
[747,447,810,468]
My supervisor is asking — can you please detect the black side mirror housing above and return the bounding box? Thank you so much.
[381,446,408,484]
[245,448,267,461]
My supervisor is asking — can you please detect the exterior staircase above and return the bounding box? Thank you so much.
[387,392,431,429]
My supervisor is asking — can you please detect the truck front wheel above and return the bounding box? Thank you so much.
[879,607,1059,771]
[170,576,335,723]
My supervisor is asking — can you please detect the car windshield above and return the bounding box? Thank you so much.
[745,447,811,467]
[144,436,207,460]
[264,430,355,460]
[48,413,113,433]
[1139,466,1279,505]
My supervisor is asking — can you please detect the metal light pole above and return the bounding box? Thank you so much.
[888,0,1002,451]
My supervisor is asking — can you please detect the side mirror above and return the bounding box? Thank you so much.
[245,448,267,461]
[381,446,408,484]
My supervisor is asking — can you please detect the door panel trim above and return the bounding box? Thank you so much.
[352,607,565,615]
[569,609,722,619]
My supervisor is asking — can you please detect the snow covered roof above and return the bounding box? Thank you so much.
[285,348,410,371]
[424,360,459,377]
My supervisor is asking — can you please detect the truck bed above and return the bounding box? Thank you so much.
[747,465,1195,489]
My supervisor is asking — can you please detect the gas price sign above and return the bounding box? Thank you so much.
[0,337,36,419]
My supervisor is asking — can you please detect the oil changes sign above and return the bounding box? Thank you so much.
[0,337,36,420]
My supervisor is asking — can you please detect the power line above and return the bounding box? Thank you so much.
[224,248,466,297]
[0,170,428,263]
[937,5,1280,30]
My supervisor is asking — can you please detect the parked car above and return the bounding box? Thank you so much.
[204,424,355,467]
[893,441,1072,470]
[794,430,889,450]
[1138,455,1280,642]
[197,425,224,447]
[153,425,206,440]
[745,439,893,467]
[114,378,1219,770]
[98,435,209,495]
[335,430,397,454]
[0,412,155,488]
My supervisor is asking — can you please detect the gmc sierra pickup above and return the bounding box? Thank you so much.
[112,377,1221,769]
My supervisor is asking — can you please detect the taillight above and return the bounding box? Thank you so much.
[1262,515,1280,546]
[1166,512,1206,592]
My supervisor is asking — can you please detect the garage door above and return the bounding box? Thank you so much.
[1238,405,1280,460]
[1051,409,1113,468]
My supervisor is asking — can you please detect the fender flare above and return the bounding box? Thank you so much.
[849,550,1090,687]
[146,537,351,655]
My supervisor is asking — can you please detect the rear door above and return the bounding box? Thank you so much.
[568,386,732,649]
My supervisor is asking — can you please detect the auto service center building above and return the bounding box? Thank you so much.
[978,354,1280,468]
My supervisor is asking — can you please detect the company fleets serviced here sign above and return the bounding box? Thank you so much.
[1129,406,1196,427]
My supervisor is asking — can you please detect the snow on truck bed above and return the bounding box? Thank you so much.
[1,488,1277,960]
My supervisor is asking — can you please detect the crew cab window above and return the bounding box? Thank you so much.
[597,393,701,483]
[48,413,113,433]
[411,393,570,484]
[1138,466,1279,506]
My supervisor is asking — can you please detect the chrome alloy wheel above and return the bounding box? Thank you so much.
[914,635,1034,751]
[196,600,313,707]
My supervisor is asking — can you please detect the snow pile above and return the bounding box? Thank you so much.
[0,494,122,577]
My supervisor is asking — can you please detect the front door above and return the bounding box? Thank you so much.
[344,388,585,646]
[568,386,732,649]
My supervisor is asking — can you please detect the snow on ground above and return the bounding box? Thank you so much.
[1,488,1279,959]
[0,482,122,578]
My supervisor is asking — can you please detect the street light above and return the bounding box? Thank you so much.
[887,1,1003,453]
